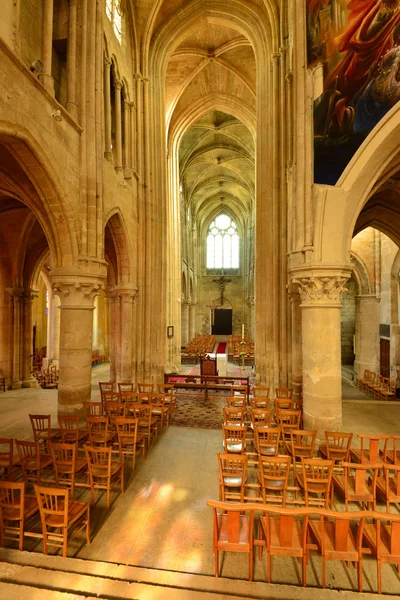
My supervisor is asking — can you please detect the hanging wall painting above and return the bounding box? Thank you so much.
[308,0,400,185]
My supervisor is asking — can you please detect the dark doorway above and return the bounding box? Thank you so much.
[212,309,232,335]
[380,338,390,378]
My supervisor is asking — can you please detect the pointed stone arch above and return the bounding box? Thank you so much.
[104,209,133,286]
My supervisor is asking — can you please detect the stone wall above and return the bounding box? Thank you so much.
[341,277,355,365]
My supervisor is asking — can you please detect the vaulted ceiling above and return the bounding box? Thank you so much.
[164,19,256,229]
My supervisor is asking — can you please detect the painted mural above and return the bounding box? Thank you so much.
[308,0,400,184]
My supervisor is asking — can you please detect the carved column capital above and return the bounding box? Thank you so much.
[116,286,138,303]
[271,52,280,65]
[23,288,39,302]
[5,287,25,302]
[292,275,349,307]
[104,57,112,69]
[114,79,123,90]
[52,280,103,309]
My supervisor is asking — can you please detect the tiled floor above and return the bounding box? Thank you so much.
[1,365,400,594]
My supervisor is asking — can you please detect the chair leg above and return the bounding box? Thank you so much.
[358,559,362,592]
[86,506,91,544]
[302,554,307,586]
[249,548,254,581]
[267,552,271,583]
[322,556,326,588]
[377,559,382,594]
[63,526,68,558]
[19,518,24,551]
[214,547,219,577]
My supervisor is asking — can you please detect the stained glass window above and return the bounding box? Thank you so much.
[207,214,239,269]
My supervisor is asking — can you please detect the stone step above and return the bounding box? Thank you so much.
[341,366,354,381]
[0,549,398,600]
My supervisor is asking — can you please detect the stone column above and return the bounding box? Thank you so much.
[293,273,350,437]
[66,0,78,119]
[39,0,55,94]
[114,79,123,172]
[52,279,102,415]
[123,99,132,178]
[117,287,138,382]
[22,289,39,387]
[104,58,113,161]
[354,295,380,381]
[105,288,117,383]
[189,302,196,341]
[289,286,303,401]
[6,288,24,389]
[181,301,190,347]
[50,294,61,365]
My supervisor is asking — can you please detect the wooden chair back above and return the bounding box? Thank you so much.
[157,383,174,395]
[252,386,270,398]
[300,458,333,507]
[0,480,39,550]
[352,434,390,463]
[217,453,248,502]
[225,396,247,409]
[99,382,114,400]
[278,409,301,438]
[118,382,134,393]
[254,426,280,457]
[231,385,248,397]
[342,461,381,509]
[15,439,52,485]
[207,499,255,580]
[59,416,86,444]
[250,397,270,410]
[321,431,353,462]
[34,483,90,557]
[275,387,293,399]
[50,441,87,496]
[104,401,126,424]
[289,430,316,462]
[29,414,51,442]
[250,408,274,429]
[0,438,14,481]
[222,424,247,454]
[83,401,103,417]
[86,416,115,446]
[223,406,246,426]
[84,444,124,509]
[258,455,291,505]
[383,435,400,465]
[137,383,154,394]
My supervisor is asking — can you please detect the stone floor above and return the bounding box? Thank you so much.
[1,365,400,595]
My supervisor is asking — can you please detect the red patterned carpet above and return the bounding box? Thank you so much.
[216,342,227,354]
[171,390,226,429]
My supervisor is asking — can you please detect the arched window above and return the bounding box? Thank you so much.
[106,0,122,43]
[207,214,239,269]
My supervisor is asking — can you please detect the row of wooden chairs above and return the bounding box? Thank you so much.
[182,334,216,355]
[356,370,396,400]
[0,479,90,557]
[207,500,400,593]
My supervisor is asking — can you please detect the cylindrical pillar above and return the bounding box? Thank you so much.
[6,289,24,389]
[118,288,137,382]
[66,0,78,119]
[114,79,123,172]
[289,287,303,401]
[50,294,61,364]
[181,301,190,347]
[295,273,350,438]
[189,302,196,341]
[39,0,55,94]
[354,295,380,381]
[104,58,112,161]
[123,99,131,175]
[22,290,39,387]
[105,289,117,383]
[52,280,101,415]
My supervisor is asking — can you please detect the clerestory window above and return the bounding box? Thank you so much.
[106,0,122,43]
[207,214,239,270]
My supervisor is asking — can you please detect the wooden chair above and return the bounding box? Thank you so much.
[278,409,302,443]
[149,393,170,431]
[382,435,400,465]
[363,371,377,396]
[308,511,365,591]
[250,397,270,410]
[376,463,400,512]
[259,506,308,585]
[34,484,91,557]
[50,442,88,498]
[332,461,380,510]
[118,382,134,393]
[350,434,390,464]
[86,416,116,447]
[29,414,61,450]
[379,378,397,401]
[59,416,88,445]
[99,382,114,396]
[362,511,400,594]
[258,455,291,506]
[252,386,270,398]
[15,440,53,485]
[225,396,247,410]
[223,406,246,426]
[231,385,248,399]
[319,431,353,464]
[217,453,248,502]
[0,438,18,481]
[273,398,295,422]
[84,445,124,510]
[157,383,177,416]
[104,401,126,427]
[355,368,369,390]
[115,417,146,471]
[83,401,103,418]
[275,387,294,399]
[286,430,316,466]
[137,382,154,394]
[131,404,159,449]
[371,374,384,400]
[0,481,39,550]
[222,424,247,454]
[207,499,255,580]
[250,408,274,430]
[101,390,120,414]
[254,426,280,457]
[295,458,333,508]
